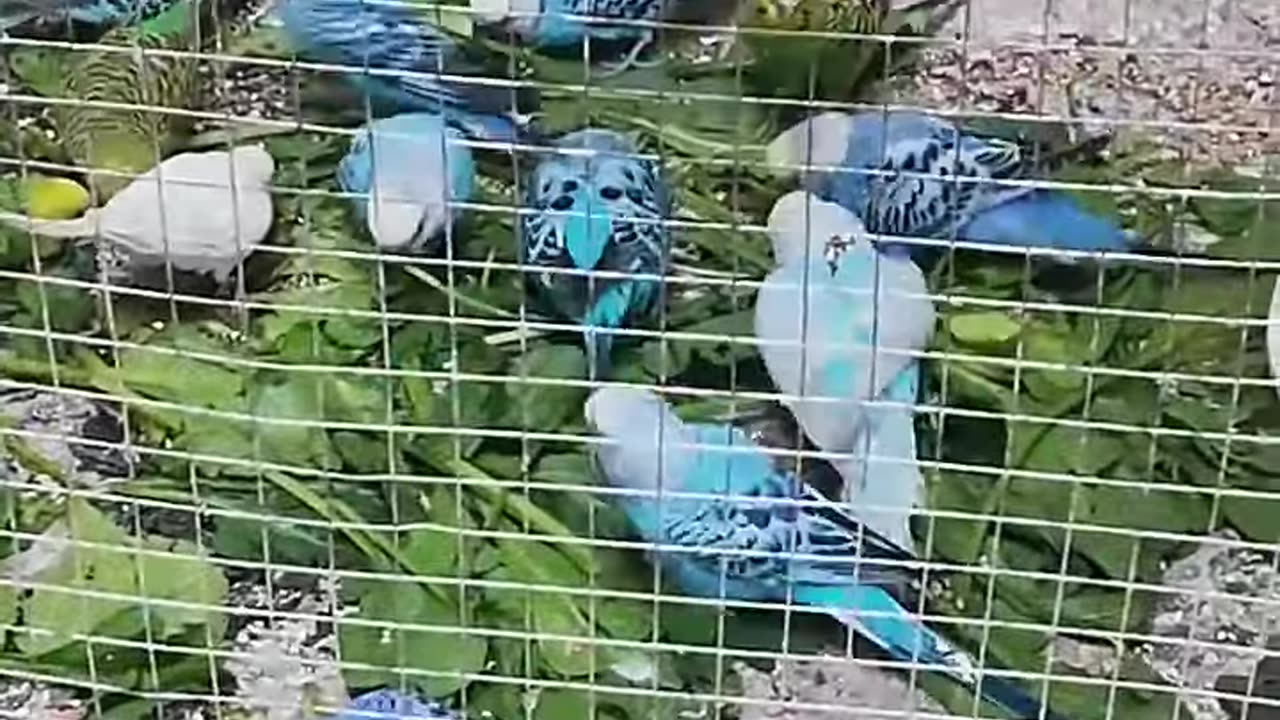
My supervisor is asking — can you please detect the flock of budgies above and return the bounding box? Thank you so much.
[0,0,1159,718]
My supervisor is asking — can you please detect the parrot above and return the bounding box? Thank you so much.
[0,0,181,35]
[520,127,670,378]
[766,110,1138,257]
[278,0,536,143]
[754,191,933,549]
[336,688,457,720]
[336,112,475,254]
[470,0,668,77]
[585,386,1066,720]
[0,145,276,286]
[39,0,221,200]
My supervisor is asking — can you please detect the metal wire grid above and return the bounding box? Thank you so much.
[0,0,1277,718]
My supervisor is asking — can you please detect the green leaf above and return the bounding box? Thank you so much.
[640,339,693,378]
[250,378,339,470]
[16,500,136,657]
[533,453,594,487]
[115,346,245,409]
[333,431,394,473]
[494,538,597,677]
[1222,494,1280,542]
[136,537,229,641]
[532,592,596,677]
[533,688,596,720]
[339,578,487,696]
[401,524,460,579]
[12,499,228,660]
[506,345,588,430]
[948,311,1023,345]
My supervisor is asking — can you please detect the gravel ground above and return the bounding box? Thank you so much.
[1144,532,1280,720]
[889,0,1279,166]
[735,658,946,720]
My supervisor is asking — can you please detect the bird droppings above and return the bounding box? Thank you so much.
[1145,530,1280,720]
[223,574,348,720]
[734,657,946,720]
[0,387,136,487]
[0,679,86,719]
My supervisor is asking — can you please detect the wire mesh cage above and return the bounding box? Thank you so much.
[0,0,1278,718]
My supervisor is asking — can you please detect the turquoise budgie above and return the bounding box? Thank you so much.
[586,387,1065,720]
[521,128,670,377]
[767,111,1136,257]
[337,112,475,253]
[754,191,932,550]
[471,0,671,76]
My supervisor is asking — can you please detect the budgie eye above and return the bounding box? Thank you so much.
[600,186,623,201]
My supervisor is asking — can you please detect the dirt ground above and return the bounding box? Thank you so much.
[891,0,1278,166]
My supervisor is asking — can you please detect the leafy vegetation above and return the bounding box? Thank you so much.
[2,1,1279,718]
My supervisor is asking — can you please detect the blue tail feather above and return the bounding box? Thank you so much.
[962,191,1133,253]
[805,585,1066,720]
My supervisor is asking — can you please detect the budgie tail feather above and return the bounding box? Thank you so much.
[806,584,1063,720]
[964,191,1134,253]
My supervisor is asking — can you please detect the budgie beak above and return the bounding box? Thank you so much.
[564,204,613,271]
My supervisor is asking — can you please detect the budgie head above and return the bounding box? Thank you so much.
[529,129,654,270]
[585,387,689,494]
[765,190,868,267]
[766,112,855,177]
[339,113,474,252]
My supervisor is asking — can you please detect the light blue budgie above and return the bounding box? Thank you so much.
[767,111,1136,257]
[521,128,670,377]
[337,688,457,719]
[337,112,475,253]
[754,191,932,550]
[278,0,535,143]
[0,0,178,32]
[586,387,1066,720]
[471,0,666,76]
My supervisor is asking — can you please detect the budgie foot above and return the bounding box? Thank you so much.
[592,33,660,79]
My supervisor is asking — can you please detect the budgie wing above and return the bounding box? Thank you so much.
[856,113,1029,240]
[660,425,920,594]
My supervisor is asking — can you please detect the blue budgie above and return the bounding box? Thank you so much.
[767,111,1136,256]
[0,0,179,33]
[586,387,1066,720]
[279,0,534,142]
[337,688,457,719]
[471,0,667,76]
[337,112,475,253]
[521,128,670,377]
[754,191,932,549]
